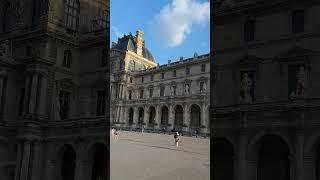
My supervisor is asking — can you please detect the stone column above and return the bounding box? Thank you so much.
[31,141,42,180]
[168,104,174,130]
[19,141,31,180]
[23,75,31,114]
[183,103,190,132]
[75,153,90,180]
[37,75,48,116]
[155,105,160,129]
[133,107,138,128]
[144,106,149,128]
[14,143,23,180]
[29,73,39,114]
[295,130,304,180]
[238,130,248,180]
[44,143,58,180]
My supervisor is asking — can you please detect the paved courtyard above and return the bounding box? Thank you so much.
[110,131,210,180]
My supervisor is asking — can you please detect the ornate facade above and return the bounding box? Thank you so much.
[212,0,320,180]
[110,30,210,134]
[0,0,109,180]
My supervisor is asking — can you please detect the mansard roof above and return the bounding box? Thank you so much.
[111,33,155,62]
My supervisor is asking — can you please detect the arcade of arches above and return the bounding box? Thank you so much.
[212,133,320,180]
[117,103,210,133]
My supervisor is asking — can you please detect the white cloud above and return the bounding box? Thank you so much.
[152,0,210,48]
[111,26,124,38]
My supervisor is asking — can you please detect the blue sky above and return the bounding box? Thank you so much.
[110,0,210,65]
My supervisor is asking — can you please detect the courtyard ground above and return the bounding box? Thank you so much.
[110,131,210,180]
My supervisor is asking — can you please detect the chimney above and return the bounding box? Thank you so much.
[136,30,144,56]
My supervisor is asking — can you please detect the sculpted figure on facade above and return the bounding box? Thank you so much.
[202,82,207,92]
[170,86,174,96]
[240,73,253,103]
[14,0,25,24]
[185,84,190,94]
[0,40,12,59]
[55,97,61,120]
[290,66,306,98]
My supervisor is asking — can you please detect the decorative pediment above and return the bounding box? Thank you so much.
[56,78,77,94]
[91,77,106,89]
[197,76,208,82]
[235,54,263,67]
[276,46,318,60]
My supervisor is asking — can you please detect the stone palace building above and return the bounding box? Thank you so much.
[0,0,109,180]
[211,0,320,180]
[110,30,210,134]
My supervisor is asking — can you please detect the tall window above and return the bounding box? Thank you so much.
[64,0,80,31]
[161,73,165,79]
[149,88,153,98]
[59,90,71,120]
[140,89,144,99]
[244,20,255,41]
[130,77,133,83]
[292,10,305,33]
[18,88,25,116]
[141,77,144,83]
[173,70,176,77]
[96,90,106,116]
[128,90,132,100]
[160,85,165,97]
[201,64,206,72]
[150,75,154,81]
[186,67,190,75]
[63,50,72,68]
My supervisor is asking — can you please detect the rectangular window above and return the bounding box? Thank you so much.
[140,89,144,99]
[59,90,71,120]
[201,64,206,72]
[186,67,190,75]
[149,88,153,98]
[96,90,106,116]
[160,86,165,97]
[128,90,132,100]
[161,73,164,79]
[141,77,144,83]
[292,10,305,33]
[150,75,154,81]
[244,20,255,41]
[173,70,176,77]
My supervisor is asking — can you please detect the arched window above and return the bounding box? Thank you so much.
[64,0,80,31]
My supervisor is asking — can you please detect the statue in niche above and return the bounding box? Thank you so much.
[185,84,190,94]
[203,82,207,92]
[55,97,61,120]
[170,86,174,96]
[290,66,306,98]
[240,73,253,103]
[0,40,12,59]
[14,0,25,24]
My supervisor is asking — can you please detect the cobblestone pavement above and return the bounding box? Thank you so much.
[110,131,210,180]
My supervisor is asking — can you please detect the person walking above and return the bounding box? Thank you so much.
[174,132,180,147]
[113,128,118,141]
